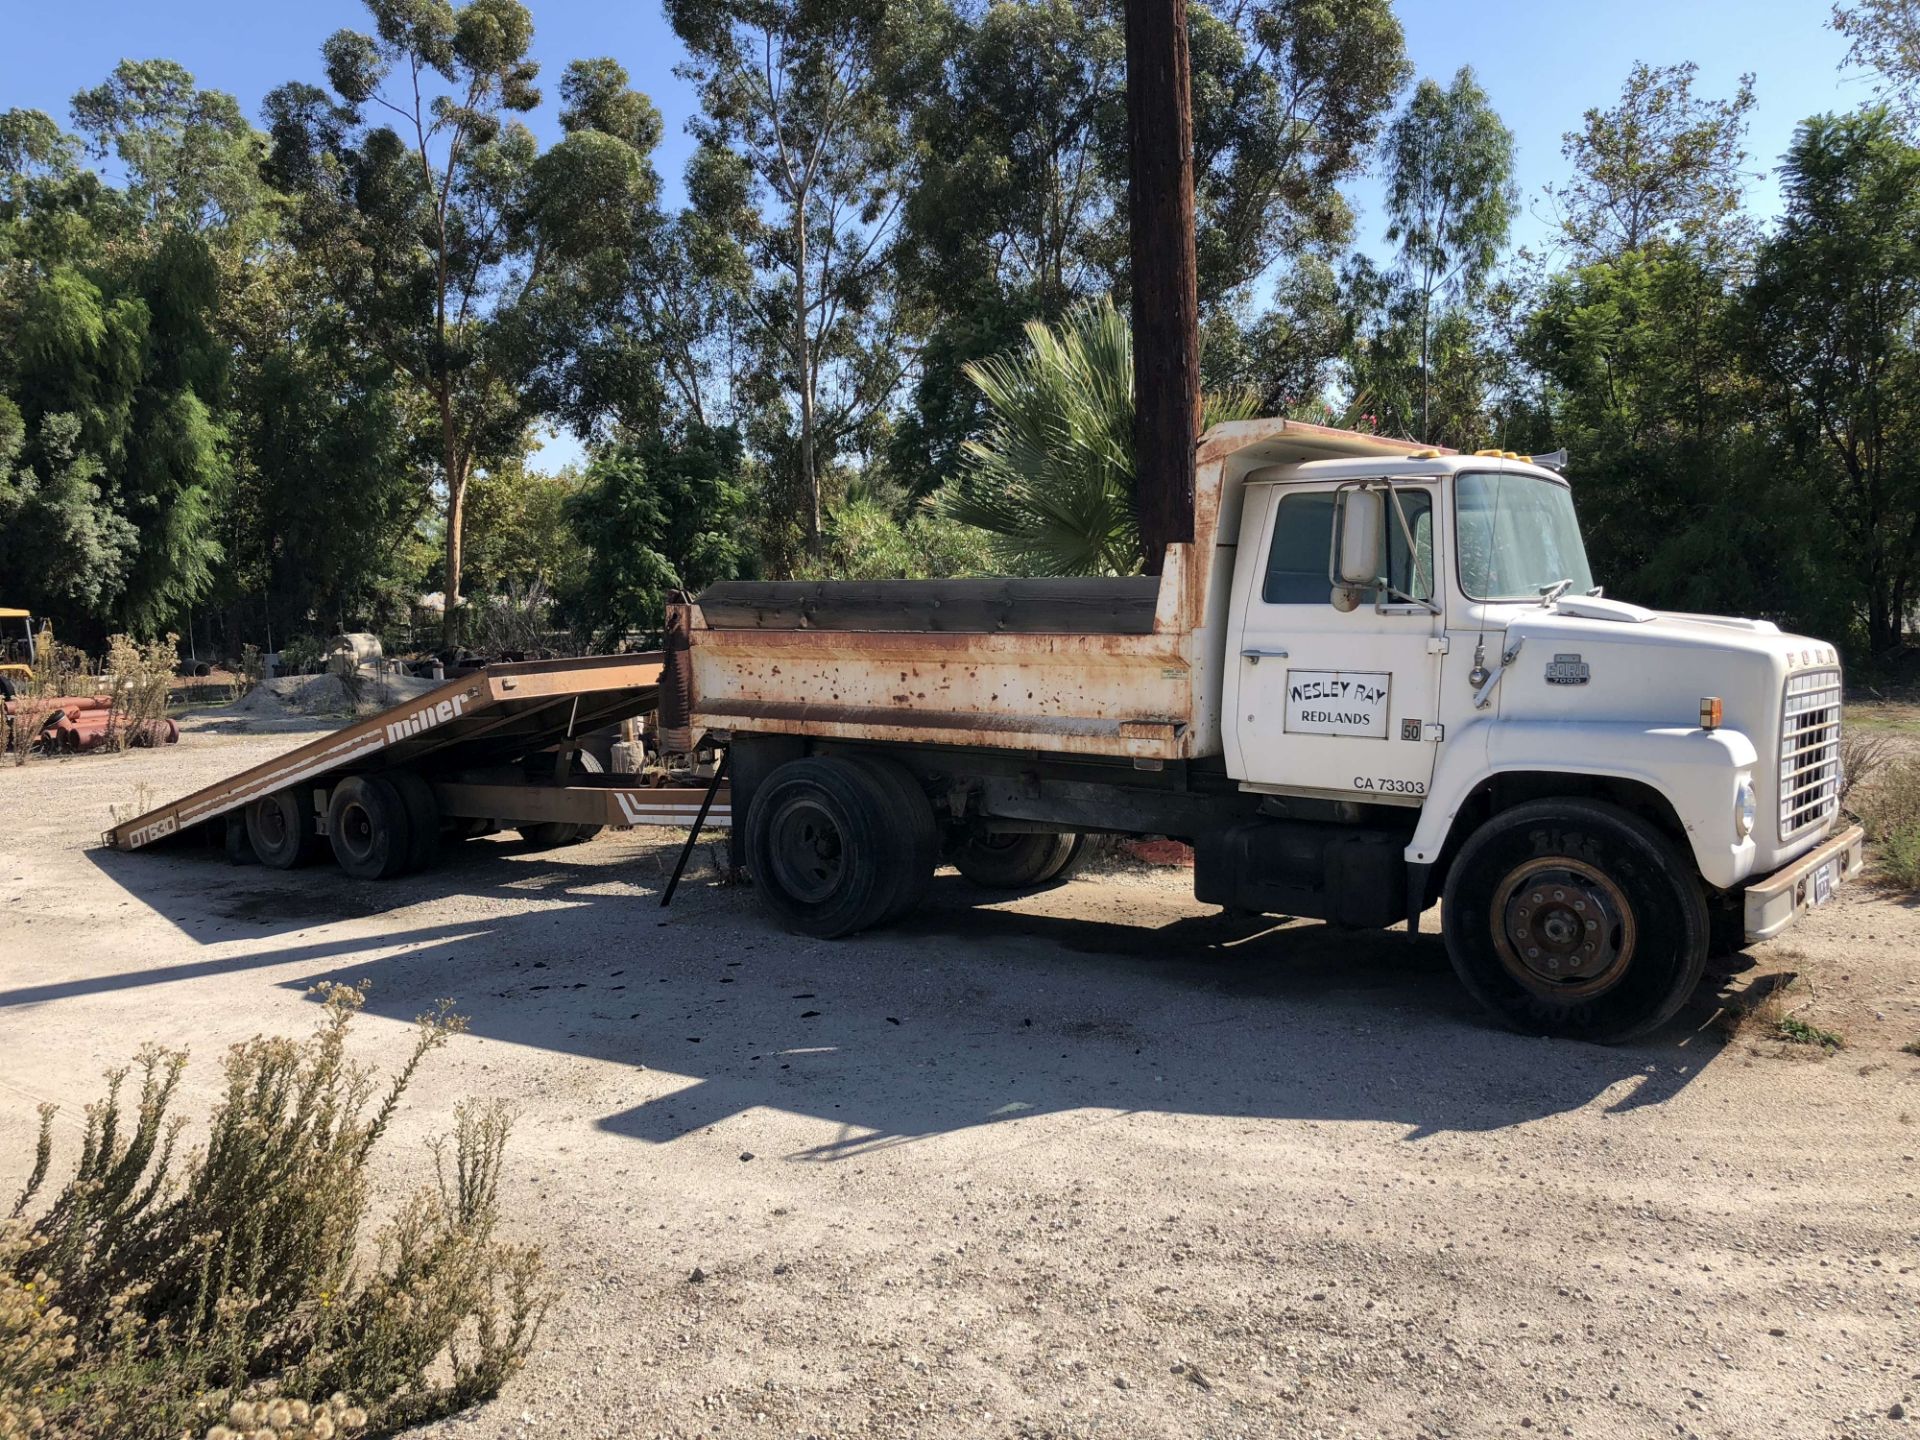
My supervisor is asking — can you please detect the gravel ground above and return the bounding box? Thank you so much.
[2,719,1918,1440]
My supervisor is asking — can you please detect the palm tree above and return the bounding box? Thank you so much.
[939,297,1255,575]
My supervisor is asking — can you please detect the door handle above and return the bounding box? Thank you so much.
[1240,648,1288,663]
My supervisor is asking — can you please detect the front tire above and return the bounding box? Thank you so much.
[746,756,902,937]
[1441,799,1708,1043]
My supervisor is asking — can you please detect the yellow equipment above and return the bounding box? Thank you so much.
[0,609,37,689]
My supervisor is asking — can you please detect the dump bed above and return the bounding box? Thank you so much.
[104,653,670,851]
[680,419,1445,763]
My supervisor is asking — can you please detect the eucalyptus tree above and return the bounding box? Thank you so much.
[1383,66,1516,442]
[667,0,953,558]
[893,0,1406,492]
[265,0,660,643]
[1746,107,1920,653]
[1832,0,1920,127]
[1552,61,1756,260]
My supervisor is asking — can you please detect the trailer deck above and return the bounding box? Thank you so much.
[104,653,728,855]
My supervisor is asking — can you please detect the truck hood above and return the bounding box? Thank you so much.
[1484,602,1843,867]
[1488,603,1838,729]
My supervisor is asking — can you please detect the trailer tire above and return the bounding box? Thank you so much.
[844,754,937,922]
[1441,798,1709,1043]
[327,775,413,881]
[518,751,605,849]
[746,756,900,937]
[245,788,323,869]
[953,830,1080,889]
[386,769,442,874]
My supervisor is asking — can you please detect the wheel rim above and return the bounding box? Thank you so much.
[1489,856,1636,999]
[254,798,289,850]
[767,796,845,904]
[339,802,376,863]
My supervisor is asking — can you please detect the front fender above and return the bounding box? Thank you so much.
[1408,719,1759,889]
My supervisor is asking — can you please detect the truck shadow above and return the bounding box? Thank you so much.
[49,839,1746,1150]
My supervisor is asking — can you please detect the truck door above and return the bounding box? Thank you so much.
[1232,481,1445,805]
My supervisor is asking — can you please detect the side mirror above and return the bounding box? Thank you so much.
[1335,487,1382,587]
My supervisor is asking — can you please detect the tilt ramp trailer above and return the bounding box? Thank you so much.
[103,653,730,886]
[665,417,1865,1043]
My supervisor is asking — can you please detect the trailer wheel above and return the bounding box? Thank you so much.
[245,788,323,869]
[953,830,1080,889]
[1441,798,1708,1043]
[386,769,442,874]
[845,754,938,922]
[327,775,413,881]
[518,750,605,849]
[746,756,900,937]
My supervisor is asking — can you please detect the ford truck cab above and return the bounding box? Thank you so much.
[1222,449,1860,1027]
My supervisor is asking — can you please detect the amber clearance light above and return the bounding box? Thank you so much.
[1699,697,1723,730]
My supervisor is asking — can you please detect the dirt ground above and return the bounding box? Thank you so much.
[2,718,1917,1440]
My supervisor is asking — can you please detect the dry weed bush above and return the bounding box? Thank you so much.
[3,699,58,767]
[1850,756,1920,890]
[0,987,549,1440]
[239,646,266,696]
[1839,728,1895,807]
[102,634,176,752]
[28,629,91,700]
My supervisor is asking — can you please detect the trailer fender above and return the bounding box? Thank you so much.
[1408,718,1759,891]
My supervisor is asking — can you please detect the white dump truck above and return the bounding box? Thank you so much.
[668,419,1863,1041]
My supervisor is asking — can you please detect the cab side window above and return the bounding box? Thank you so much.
[1386,490,1435,602]
[1261,488,1435,605]
[1261,492,1336,604]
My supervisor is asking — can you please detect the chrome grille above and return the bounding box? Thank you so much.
[1779,668,1841,840]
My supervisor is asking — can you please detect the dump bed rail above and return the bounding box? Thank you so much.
[105,653,673,851]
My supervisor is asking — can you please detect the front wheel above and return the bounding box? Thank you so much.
[1441,799,1708,1043]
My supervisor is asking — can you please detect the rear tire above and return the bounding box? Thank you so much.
[327,775,412,880]
[386,769,442,874]
[953,829,1080,889]
[1441,798,1708,1043]
[844,754,937,922]
[518,750,604,849]
[246,787,323,869]
[746,756,901,937]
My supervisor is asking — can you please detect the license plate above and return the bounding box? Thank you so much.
[1812,860,1837,906]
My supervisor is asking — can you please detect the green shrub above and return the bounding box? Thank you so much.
[1853,756,1920,890]
[0,987,548,1440]
[1881,827,1920,890]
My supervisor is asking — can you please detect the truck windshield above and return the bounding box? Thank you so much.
[1455,471,1595,601]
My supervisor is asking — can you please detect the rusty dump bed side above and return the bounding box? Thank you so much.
[684,418,1445,763]
[103,653,667,852]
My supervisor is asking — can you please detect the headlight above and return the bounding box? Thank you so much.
[1735,779,1756,840]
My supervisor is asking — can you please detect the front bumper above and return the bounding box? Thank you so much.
[1743,824,1865,942]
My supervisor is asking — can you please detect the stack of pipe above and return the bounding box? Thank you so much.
[1,694,180,752]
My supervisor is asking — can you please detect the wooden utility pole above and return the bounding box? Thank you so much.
[1125,0,1201,577]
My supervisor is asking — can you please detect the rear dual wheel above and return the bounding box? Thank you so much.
[518,750,606,850]
[326,774,442,880]
[952,829,1085,889]
[747,755,936,937]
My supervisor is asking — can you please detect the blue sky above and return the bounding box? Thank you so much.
[0,0,1873,467]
